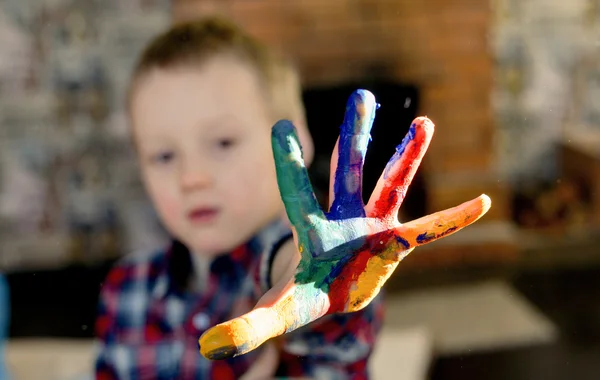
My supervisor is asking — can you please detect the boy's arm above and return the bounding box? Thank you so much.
[277,296,383,379]
[199,89,491,361]
[269,239,300,287]
[94,265,130,380]
[269,241,382,379]
[94,262,146,380]
[94,280,121,379]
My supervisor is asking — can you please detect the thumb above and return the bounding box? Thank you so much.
[199,279,330,360]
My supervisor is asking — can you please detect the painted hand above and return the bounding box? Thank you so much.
[199,89,491,360]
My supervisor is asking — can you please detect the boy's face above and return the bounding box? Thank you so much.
[131,56,302,256]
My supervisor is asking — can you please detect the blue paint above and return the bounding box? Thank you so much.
[416,226,458,244]
[272,119,296,142]
[416,232,434,244]
[204,343,242,360]
[322,253,354,287]
[383,122,417,180]
[329,90,377,220]
[395,235,410,249]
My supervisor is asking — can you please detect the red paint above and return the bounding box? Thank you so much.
[328,248,372,313]
[371,121,431,219]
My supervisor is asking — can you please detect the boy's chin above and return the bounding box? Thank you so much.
[184,232,250,257]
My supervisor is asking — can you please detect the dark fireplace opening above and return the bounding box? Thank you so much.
[302,81,427,221]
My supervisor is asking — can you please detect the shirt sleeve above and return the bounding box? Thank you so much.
[254,220,385,379]
[276,294,384,380]
[94,262,135,380]
[254,219,294,295]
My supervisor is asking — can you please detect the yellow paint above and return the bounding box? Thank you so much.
[199,282,307,359]
[400,194,491,247]
[199,307,286,358]
[199,321,242,358]
[345,249,407,312]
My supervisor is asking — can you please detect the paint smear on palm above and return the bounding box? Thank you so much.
[198,90,492,360]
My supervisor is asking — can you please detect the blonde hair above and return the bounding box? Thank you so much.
[128,16,306,126]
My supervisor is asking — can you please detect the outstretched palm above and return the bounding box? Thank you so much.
[199,89,491,360]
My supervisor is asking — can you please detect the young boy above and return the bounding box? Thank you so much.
[94,16,383,380]
[95,16,490,380]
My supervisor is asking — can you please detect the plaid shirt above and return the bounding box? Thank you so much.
[95,219,384,379]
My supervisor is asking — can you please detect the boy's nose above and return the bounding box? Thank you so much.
[180,165,212,191]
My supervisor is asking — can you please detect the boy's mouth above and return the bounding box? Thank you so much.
[188,207,220,223]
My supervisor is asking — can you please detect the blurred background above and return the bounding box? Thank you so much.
[1,0,600,379]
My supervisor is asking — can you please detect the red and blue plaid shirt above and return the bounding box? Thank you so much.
[94,219,384,379]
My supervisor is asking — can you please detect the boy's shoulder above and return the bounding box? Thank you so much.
[102,244,171,291]
[95,245,176,344]
[119,245,169,267]
[249,218,293,251]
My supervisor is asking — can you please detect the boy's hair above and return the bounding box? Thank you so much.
[128,16,306,125]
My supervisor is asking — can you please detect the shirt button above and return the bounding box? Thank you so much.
[192,312,210,330]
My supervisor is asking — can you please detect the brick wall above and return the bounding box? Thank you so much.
[172,0,509,221]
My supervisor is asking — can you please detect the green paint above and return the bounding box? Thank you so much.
[272,120,324,230]
[294,258,338,293]
[284,282,329,333]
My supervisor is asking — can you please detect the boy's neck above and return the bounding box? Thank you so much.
[189,252,212,292]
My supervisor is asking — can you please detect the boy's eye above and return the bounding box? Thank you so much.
[218,138,236,149]
[151,151,175,164]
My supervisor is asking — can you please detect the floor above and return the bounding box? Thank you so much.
[5,260,600,379]
[429,266,600,380]
[383,280,557,356]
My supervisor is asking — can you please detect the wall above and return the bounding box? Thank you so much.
[0,0,172,270]
[492,0,600,184]
[173,0,509,221]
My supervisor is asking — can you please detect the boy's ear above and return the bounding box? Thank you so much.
[291,118,314,168]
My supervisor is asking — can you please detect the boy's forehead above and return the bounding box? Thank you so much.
[136,58,269,104]
[130,59,274,136]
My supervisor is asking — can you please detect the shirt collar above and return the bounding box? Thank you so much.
[151,217,291,300]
